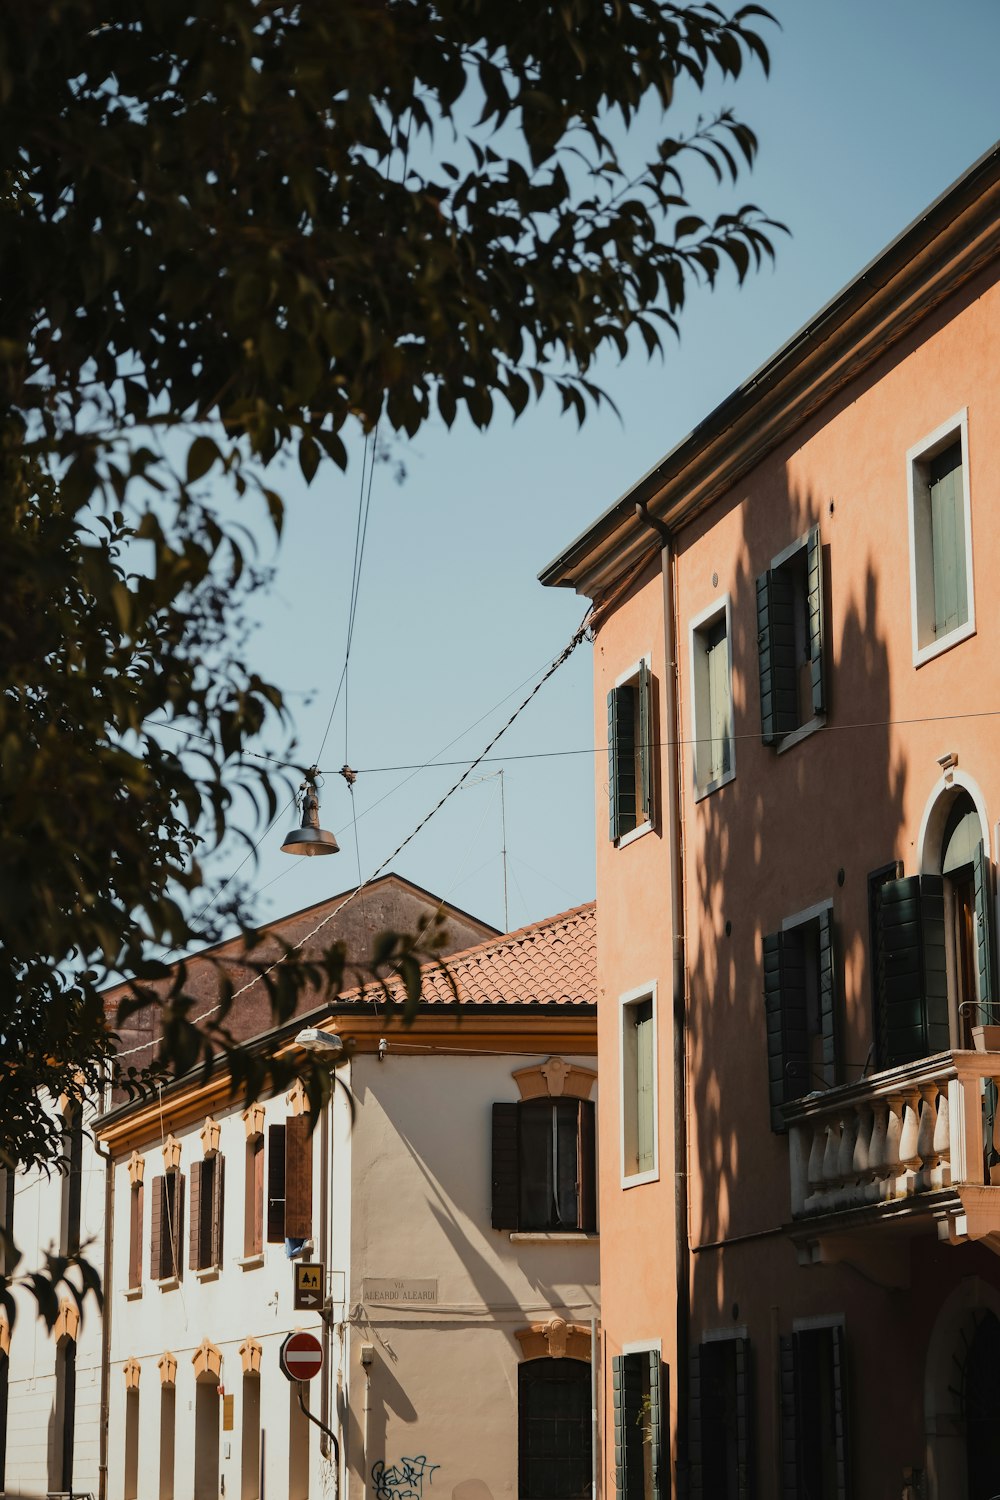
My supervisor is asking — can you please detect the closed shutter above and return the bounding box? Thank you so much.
[149,1175,164,1281]
[491,1103,520,1230]
[874,876,948,1066]
[284,1116,313,1241]
[688,1346,703,1499]
[267,1124,286,1244]
[616,685,637,837]
[612,1355,645,1497]
[928,443,966,636]
[764,929,808,1133]
[128,1183,143,1289]
[608,690,620,841]
[756,571,777,746]
[577,1100,596,1233]
[779,1334,798,1500]
[830,1325,851,1500]
[756,567,797,745]
[638,659,653,826]
[211,1155,225,1267]
[188,1159,203,1269]
[734,1337,753,1500]
[974,841,997,1022]
[648,1352,666,1500]
[169,1173,185,1280]
[806,526,826,716]
[817,909,839,1088]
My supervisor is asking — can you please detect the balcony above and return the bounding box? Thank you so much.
[784,1050,1000,1277]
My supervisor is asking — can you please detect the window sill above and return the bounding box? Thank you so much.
[238,1253,265,1271]
[621,1168,659,1190]
[776,715,826,755]
[194,1265,221,1282]
[123,1286,143,1301]
[617,819,653,850]
[914,618,976,668]
[155,1276,180,1292]
[694,767,735,803]
[509,1232,598,1243]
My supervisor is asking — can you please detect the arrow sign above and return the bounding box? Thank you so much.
[294,1260,325,1312]
[279,1331,323,1382]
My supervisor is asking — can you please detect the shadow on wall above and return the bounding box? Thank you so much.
[686,475,907,1306]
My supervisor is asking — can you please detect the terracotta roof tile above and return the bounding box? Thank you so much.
[341,901,596,1010]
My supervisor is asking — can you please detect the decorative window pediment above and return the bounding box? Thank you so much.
[511,1057,596,1102]
[515,1317,591,1362]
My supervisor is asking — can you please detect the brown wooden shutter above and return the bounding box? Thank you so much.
[211,1155,225,1267]
[246,1137,264,1255]
[149,1176,164,1281]
[284,1116,313,1241]
[491,1103,520,1230]
[128,1183,143,1288]
[170,1173,185,1280]
[577,1100,596,1233]
[267,1124,286,1243]
[189,1159,203,1269]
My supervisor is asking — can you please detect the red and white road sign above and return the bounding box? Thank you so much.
[279,1331,323,1382]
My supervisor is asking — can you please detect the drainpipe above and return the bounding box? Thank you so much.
[93,1133,115,1500]
[636,503,690,1492]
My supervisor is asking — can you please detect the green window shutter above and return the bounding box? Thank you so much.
[688,1347,703,1499]
[647,1352,665,1500]
[756,570,777,746]
[806,526,826,716]
[612,1354,627,1497]
[974,840,997,1022]
[817,908,839,1088]
[764,929,808,1133]
[635,999,655,1173]
[928,443,967,637]
[874,876,948,1067]
[608,689,620,842]
[733,1338,753,1500]
[617,685,637,836]
[491,1103,520,1230]
[830,1325,851,1500]
[638,659,653,826]
[779,1335,798,1500]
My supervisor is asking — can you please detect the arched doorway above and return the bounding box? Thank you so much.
[518,1358,591,1500]
[965,1311,1000,1499]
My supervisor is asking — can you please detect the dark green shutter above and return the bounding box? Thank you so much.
[874,876,948,1067]
[779,1335,798,1500]
[608,690,620,841]
[817,908,839,1088]
[764,929,808,1133]
[647,1352,666,1500]
[688,1347,703,1499]
[974,841,997,1025]
[806,526,826,716]
[638,659,653,826]
[734,1337,753,1500]
[612,1355,627,1497]
[491,1103,520,1230]
[613,1354,646,1497]
[757,568,797,744]
[830,1325,851,1500]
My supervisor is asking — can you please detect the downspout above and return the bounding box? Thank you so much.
[636,503,690,1493]
[93,1132,115,1500]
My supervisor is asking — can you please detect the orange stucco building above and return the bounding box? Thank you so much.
[543,143,1000,1499]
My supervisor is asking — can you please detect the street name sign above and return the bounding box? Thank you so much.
[279,1331,323,1383]
[294,1260,325,1311]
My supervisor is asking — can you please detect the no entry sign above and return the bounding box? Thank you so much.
[279,1331,323,1382]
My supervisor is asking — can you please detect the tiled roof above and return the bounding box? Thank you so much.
[341,901,596,1010]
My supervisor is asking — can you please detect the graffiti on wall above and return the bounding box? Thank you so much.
[372,1455,440,1500]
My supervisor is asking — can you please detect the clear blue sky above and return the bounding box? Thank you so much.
[201,1,1000,941]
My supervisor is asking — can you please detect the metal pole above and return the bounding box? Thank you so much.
[297,1386,340,1475]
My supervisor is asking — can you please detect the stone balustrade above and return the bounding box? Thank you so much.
[785,1051,1000,1220]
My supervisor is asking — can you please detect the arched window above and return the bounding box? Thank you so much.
[517,1359,591,1500]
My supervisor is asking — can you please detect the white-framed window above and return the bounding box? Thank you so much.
[756,526,826,750]
[907,409,975,665]
[620,984,658,1186]
[689,596,734,798]
[607,655,654,846]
